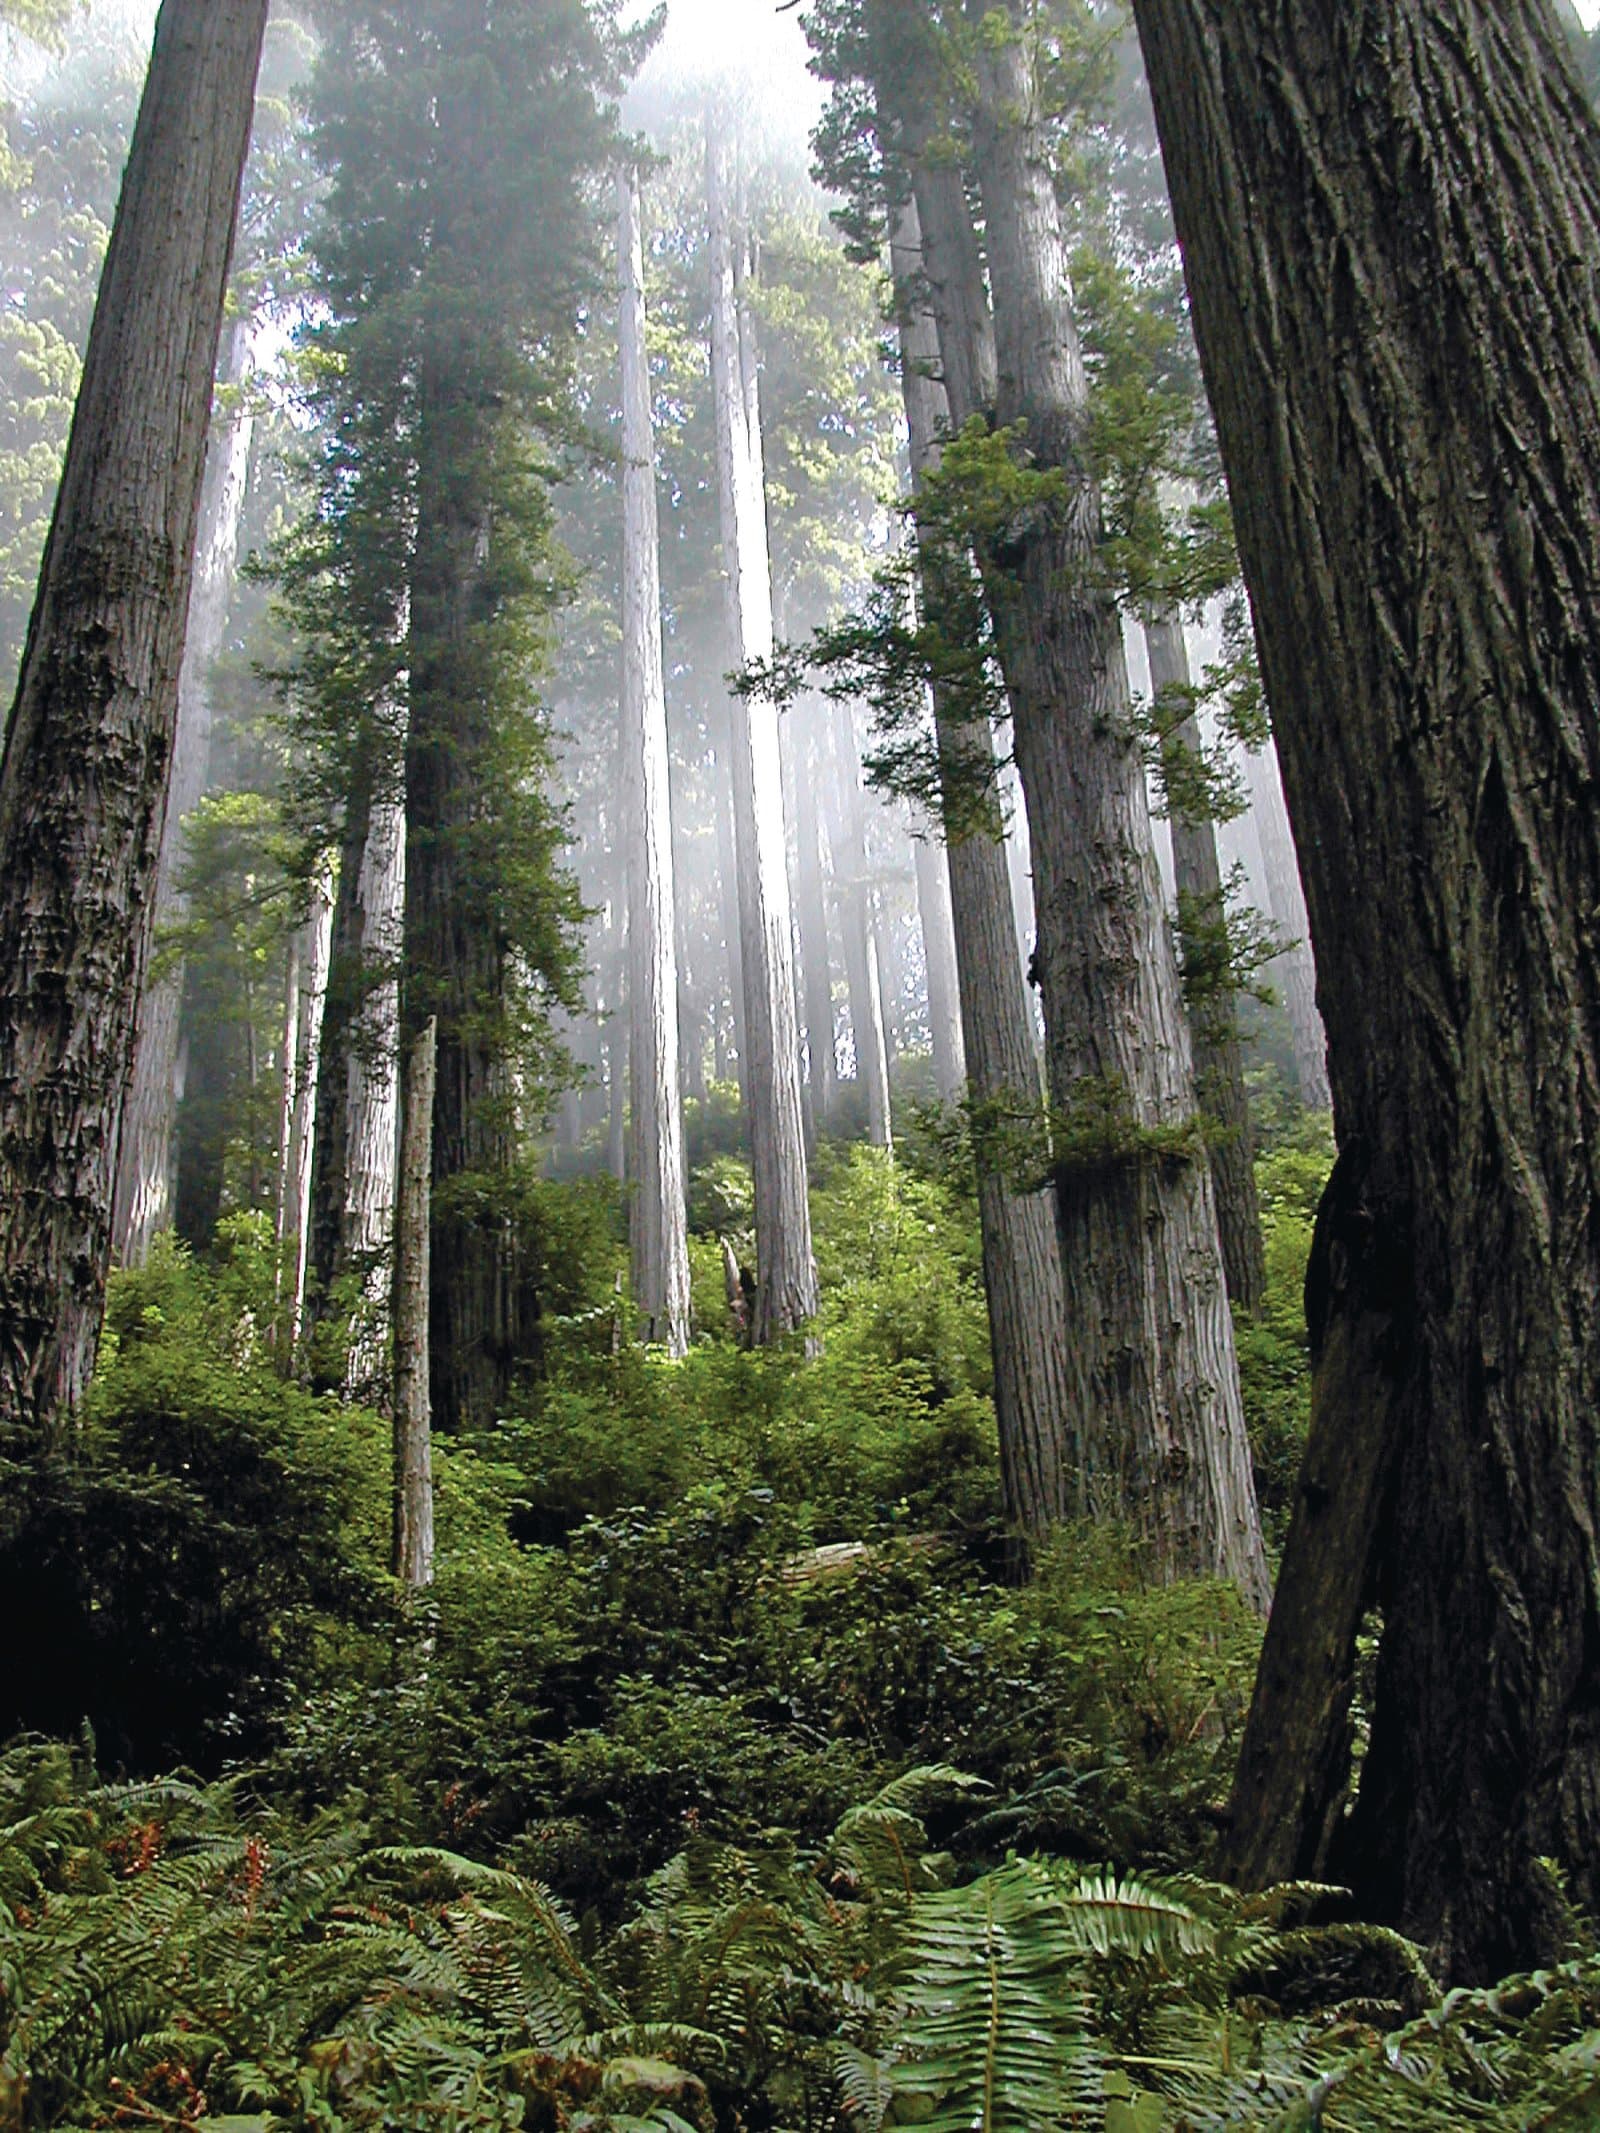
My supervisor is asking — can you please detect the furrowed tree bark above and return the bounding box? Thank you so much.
[1146,614,1266,1309]
[892,199,1078,1537]
[618,165,691,1357]
[706,119,818,1342]
[113,318,255,1268]
[1243,737,1331,1114]
[912,10,1267,1602]
[828,697,893,1151]
[1132,0,1600,1977]
[0,0,268,1448]
[392,1013,436,1591]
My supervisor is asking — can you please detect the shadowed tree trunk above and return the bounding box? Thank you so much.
[0,0,268,1448]
[1146,614,1266,1309]
[279,859,333,1357]
[892,199,1078,1537]
[392,1014,436,1590]
[113,319,255,1268]
[618,164,691,1356]
[1133,0,1600,1978]
[706,119,818,1342]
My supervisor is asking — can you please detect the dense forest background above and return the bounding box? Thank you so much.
[1,0,1599,2127]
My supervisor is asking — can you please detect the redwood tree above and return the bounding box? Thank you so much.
[1133,0,1600,1977]
[0,0,268,1450]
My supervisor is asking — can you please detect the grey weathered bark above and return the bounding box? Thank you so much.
[792,707,838,1138]
[0,0,268,1447]
[1146,614,1266,1309]
[618,165,691,1357]
[912,814,966,1102]
[706,119,818,1342]
[892,199,1078,1537]
[1244,737,1331,1113]
[1132,0,1600,1977]
[341,795,404,1403]
[828,697,893,1151]
[113,318,255,1267]
[901,12,1267,1601]
[391,1014,436,1590]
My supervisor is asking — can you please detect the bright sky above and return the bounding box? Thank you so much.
[1578,0,1600,25]
[626,0,824,152]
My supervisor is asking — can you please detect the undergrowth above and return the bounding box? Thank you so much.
[4,1122,1595,2127]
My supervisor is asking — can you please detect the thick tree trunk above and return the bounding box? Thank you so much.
[792,707,838,1137]
[892,201,1078,1537]
[706,121,818,1342]
[828,698,893,1151]
[113,318,255,1267]
[913,13,1267,1602]
[391,1015,436,1590]
[1244,738,1331,1113]
[0,0,267,1445]
[913,817,966,1102]
[1146,615,1266,1309]
[709,693,747,1096]
[618,166,691,1357]
[1133,0,1600,1976]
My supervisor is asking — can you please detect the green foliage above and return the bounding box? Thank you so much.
[1234,1117,1334,1534]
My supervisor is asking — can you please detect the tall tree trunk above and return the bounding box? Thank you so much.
[706,120,818,1342]
[405,403,521,1432]
[913,816,966,1102]
[0,0,267,1445]
[1133,0,1600,1978]
[905,14,1267,1601]
[1146,615,1267,1309]
[1244,737,1331,1112]
[113,318,255,1268]
[281,861,333,1357]
[792,706,838,1136]
[392,1014,436,1591]
[341,795,404,1404]
[709,692,747,1097]
[892,199,1078,1537]
[828,697,893,1151]
[618,166,691,1357]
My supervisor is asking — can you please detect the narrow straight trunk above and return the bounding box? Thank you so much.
[342,795,405,1404]
[0,0,268,1445]
[1245,738,1331,1112]
[892,200,1078,1536]
[617,166,691,1357]
[114,318,255,1267]
[908,15,1267,1602]
[391,1015,436,1590]
[273,933,301,1337]
[792,707,838,1135]
[828,698,893,1150]
[1145,615,1266,1308]
[913,819,966,1101]
[284,862,333,1352]
[706,120,818,1341]
[1134,0,1600,1978]
[709,696,747,1097]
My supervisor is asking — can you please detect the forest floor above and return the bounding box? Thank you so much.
[3,1106,1597,2129]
